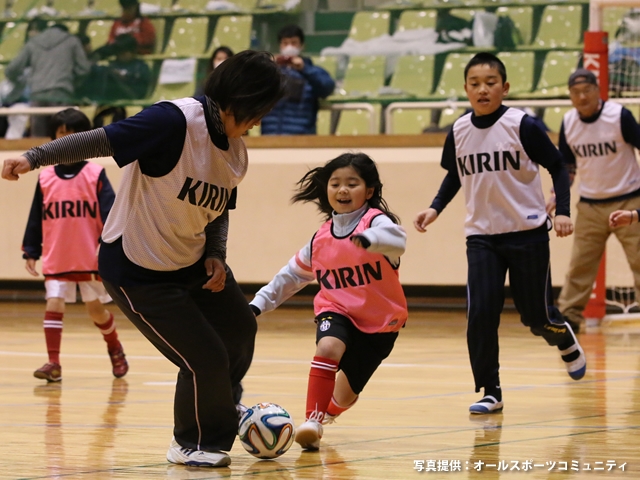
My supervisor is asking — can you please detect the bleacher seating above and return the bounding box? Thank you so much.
[498,51,535,96]
[528,50,581,98]
[348,11,390,42]
[209,15,252,54]
[543,106,571,133]
[532,5,584,49]
[395,9,437,32]
[164,16,209,57]
[432,52,474,100]
[496,6,533,45]
[389,55,435,97]
[340,55,386,97]
[0,22,27,62]
[91,0,121,16]
[0,0,602,137]
[85,19,111,50]
[335,104,381,135]
[389,108,432,134]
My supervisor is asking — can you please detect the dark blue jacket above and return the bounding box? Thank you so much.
[261,57,335,135]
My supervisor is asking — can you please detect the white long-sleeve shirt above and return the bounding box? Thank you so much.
[250,204,406,315]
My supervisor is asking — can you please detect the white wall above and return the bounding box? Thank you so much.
[0,146,577,286]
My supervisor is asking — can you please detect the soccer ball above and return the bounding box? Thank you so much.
[238,402,295,459]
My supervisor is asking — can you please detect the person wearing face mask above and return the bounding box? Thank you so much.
[195,46,234,97]
[261,25,335,135]
[546,69,640,334]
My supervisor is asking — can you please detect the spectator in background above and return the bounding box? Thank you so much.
[195,46,234,96]
[76,33,92,58]
[6,21,90,137]
[261,25,335,135]
[105,34,151,100]
[106,0,156,55]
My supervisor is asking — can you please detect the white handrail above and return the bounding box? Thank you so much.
[384,98,640,134]
[327,102,376,134]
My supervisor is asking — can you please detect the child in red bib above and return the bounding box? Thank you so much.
[250,153,407,450]
[22,109,128,382]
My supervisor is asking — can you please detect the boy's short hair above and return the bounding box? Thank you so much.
[48,108,92,140]
[204,50,285,124]
[277,25,304,44]
[464,52,507,83]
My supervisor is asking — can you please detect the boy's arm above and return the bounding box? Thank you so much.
[520,116,571,218]
[620,107,640,150]
[97,168,115,224]
[249,242,316,316]
[22,180,43,260]
[558,122,576,185]
[301,63,336,99]
[352,215,406,267]
[430,129,461,214]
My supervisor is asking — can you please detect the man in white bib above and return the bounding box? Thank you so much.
[548,69,640,333]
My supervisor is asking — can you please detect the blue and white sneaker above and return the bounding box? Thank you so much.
[166,439,230,467]
[469,395,504,414]
[559,323,587,380]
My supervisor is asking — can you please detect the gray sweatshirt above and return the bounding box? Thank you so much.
[6,26,91,101]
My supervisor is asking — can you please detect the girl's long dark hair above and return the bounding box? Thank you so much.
[292,153,400,224]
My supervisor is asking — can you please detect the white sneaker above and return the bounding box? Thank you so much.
[295,419,323,450]
[166,439,231,467]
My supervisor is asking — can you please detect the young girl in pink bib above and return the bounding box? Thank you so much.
[249,152,408,450]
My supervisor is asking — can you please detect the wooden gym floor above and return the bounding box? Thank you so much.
[1,301,639,479]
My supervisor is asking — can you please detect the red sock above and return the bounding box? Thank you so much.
[326,395,358,417]
[43,311,63,364]
[305,356,339,422]
[94,312,120,351]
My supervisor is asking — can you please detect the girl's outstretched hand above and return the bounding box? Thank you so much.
[610,210,636,228]
[2,157,30,180]
[554,215,574,237]
[413,208,438,233]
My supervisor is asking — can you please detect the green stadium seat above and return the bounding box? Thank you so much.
[543,106,571,133]
[9,0,47,17]
[149,17,165,53]
[317,110,332,135]
[91,0,121,16]
[62,20,80,35]
[0,22,28,62]
[340,55,386,97]
[432,52,474,99]
[85,19,112,50]
[498,51,535,96]
[449,8,485,24]
[164,17,209,57]
[56,0,89,16]
[389,54,435,97]
[496,6,533,45]
[172,0,209,13]
[438,107,466,129]
[257,0,301,11]
[529,50,581,98]
[209,15,252,54]
[311,55,338,79]
[335,104,381,135]
[396,9,437,32]
[602,7,630,42]
[348,11,390,42]
[148,63,196,102]
[232,0,259,11]
[389,108,432,134]
[533,5,584,48]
